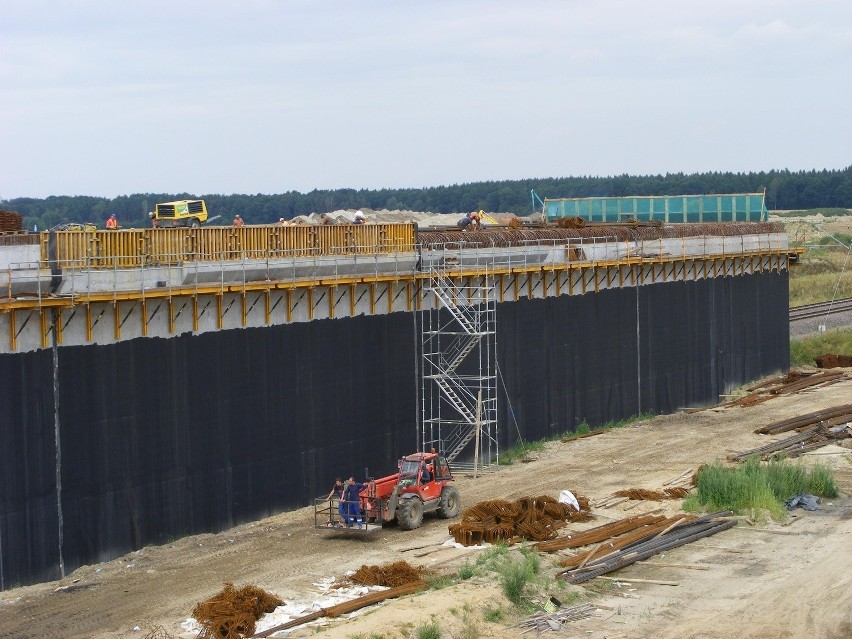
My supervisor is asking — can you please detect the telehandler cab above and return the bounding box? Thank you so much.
[314,452,461,532]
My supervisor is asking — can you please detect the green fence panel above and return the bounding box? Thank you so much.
[543,193,767,223]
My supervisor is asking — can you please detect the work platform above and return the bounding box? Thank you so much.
[0,222,800,353]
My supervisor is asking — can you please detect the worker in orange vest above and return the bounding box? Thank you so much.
[105,214,118,229]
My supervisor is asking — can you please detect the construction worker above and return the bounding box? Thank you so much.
[457,211,479,231]
[342,476,366,527]
[420,462,431,484]
[105,214,118,229]
[326,478,344,526]
[354,211,365,224]
[232,214,244,228]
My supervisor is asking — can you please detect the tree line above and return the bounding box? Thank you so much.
[3,167,850,230]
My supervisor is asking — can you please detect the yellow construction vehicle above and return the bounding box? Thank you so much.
[151,199,208,228]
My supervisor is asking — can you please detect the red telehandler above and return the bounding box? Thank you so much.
[314,451,461,532]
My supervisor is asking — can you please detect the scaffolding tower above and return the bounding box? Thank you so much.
[420,244,498,468]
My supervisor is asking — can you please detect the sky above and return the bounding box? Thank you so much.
[1,0,850,199]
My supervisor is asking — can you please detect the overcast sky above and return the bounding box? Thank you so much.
[1,0,850,199]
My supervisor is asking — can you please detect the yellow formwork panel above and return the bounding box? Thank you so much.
[41,224,417,270]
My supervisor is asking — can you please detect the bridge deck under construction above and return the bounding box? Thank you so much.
[0,221,800,352]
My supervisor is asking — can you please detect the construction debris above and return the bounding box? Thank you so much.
[349,561,428,587]
[814,354,852,369]
[559,429,606,443]
[724,370,849,408]
[191,583,284,639]
[558,515,699,570]
[248,581,427,638]
[535,514,667,553]
[753,404,852,435]
[448,494,591,547]
[613,487,690,500]
[728,423,852,461]
[0,210,24,234]
[558,512,736,584]
[513,603,597,632]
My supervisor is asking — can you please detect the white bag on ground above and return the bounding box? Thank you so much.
[558,489,580,511]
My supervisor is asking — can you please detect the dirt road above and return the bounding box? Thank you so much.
[1,373,851,639]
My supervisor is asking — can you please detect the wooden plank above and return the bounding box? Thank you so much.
[596,576,679,586]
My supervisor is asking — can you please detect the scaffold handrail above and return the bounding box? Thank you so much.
[40,223,418,270]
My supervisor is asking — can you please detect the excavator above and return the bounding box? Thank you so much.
[314,451,461,532]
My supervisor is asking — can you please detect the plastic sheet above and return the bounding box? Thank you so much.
[0,271,790,587]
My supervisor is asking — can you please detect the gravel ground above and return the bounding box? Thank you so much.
[790,308,852,338]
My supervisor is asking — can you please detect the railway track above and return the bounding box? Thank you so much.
[789,297,852,322]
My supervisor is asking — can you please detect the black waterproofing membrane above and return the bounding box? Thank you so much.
[0,271,789,587]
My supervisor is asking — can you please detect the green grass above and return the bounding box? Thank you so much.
[426,575,453,590]
[807,463,839,498]
[457,563,475,580]
[498,546,541,605]
[790,329,852,366]
[482,605,504,623]
[498,439,547,465]
[416,620,441,639]
[687,458,838,521]
[787,230,852,305]
[458,610,479,639]
[817,233,852,246]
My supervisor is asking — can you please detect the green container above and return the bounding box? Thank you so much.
[544,193,767,223]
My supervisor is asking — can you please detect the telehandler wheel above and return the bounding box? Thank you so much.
[190,218,201,228]
[396,497,424,530]
[437,486,461,518]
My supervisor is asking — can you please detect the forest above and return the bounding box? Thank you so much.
[3,167,850,230]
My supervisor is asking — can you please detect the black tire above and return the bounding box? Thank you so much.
[396,497,424,530]
[437,486,461,519]
[189,218,201,228]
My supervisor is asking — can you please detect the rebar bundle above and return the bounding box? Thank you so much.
[558,512,736,584]
[729,423,851,461]
[349,561,427,587]
[726,372,849,409]
[191,583,283,639]
[535,514,666,553]
[559,515,697,570]
[448,494,591,547]
[754,403,852,435]
[418,221,783,250]
[612,487,690,500]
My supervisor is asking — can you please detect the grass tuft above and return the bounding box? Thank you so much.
[807,463,839,498]
[416,620,441,639]
[457,563,475,580]
[482,605,503,623]
[689,458,838,521]
[426,575,453,590]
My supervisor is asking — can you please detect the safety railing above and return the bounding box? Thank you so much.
[39,224,418,270]
[3,231,793,304]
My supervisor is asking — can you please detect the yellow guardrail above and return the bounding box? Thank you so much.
[41,224,417,270]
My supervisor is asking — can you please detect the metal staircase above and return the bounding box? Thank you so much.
[420,244,498,468]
